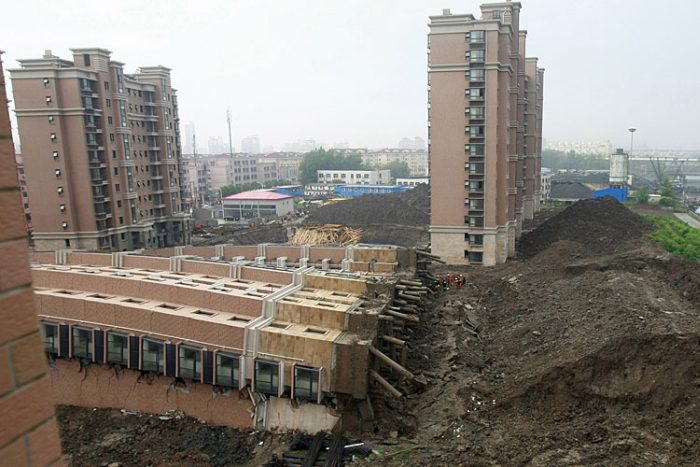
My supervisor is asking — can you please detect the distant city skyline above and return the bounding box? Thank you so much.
[5,1,696,150]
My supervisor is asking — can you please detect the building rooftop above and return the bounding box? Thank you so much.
[223,191,293,201]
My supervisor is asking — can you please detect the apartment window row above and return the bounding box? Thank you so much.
[39,321,321,400]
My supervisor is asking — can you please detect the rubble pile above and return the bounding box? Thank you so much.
[291,224,362,245]
[304,185,430,247]
[366,199,700,465]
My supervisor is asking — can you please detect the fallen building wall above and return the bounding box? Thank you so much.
[49,359,255,428]
[265,397,339,433]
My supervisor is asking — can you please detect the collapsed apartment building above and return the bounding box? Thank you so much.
[30,244,423,432]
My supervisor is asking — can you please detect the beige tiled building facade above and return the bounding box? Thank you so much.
[11,49,191,252]
[428,2,544,265]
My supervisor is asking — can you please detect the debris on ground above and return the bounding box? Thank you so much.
[291,224,362,245]
[365,197,700,465]
[304,185,430,247]
[56,406,291,467]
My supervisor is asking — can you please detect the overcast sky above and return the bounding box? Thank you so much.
[2,0,698,151]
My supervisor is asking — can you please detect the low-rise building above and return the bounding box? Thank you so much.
[541,168,552,204]
[222,190,294,220]
[304,183,338,198]
[396,177,429,186]
[317,169,390,185]
[334,184,410,198]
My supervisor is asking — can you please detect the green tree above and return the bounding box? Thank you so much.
[542,149,608,171]
[637,186,650,204]
[298,148,365,184]
[658,177,677,207]
[378,160,411,179]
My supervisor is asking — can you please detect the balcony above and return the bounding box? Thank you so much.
[119,159,136,167]
[123,191,137,200]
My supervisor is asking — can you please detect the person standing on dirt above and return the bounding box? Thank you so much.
[446,273,452,287]
[455,275,461,289]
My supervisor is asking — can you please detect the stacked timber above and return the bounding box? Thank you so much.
[291,224,362,245]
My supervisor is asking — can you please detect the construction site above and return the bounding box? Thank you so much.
[36,190,698,466]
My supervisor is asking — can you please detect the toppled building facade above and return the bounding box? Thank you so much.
[32,244,413,432]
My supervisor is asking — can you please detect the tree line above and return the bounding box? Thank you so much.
[298,148,410,184]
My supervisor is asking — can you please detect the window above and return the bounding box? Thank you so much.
[53,151,59,159]
[104,81,110,91]
[45,96,52,105]
[106,98,111,108]
[72,327,93,359]
[110,134,115,142]
[469,251,483,263]
[215,353,239,388]
[470,30,486,43]
[469,69,485,82]
[178,345,202,380]
[50,133,57,142]
[40,322,59,354]
[108,116,113,125]
[43,78,49,87]
[469,125,485,138]
[105,332,129,364]
[48,115,54,124]
[59,204,66,212]
[469,107,485,119]
[492,10,501,19]
[142,338,164,373]
[57,186,64,195]
[470,234,484,245]
[254,359,279,395]
[83,54,91,66]
[470,50,485,62]
[470,88,485,101]
[294,365,320,400]
[62,221,68,229]
[112,150,117,158]
[466,216,484,228]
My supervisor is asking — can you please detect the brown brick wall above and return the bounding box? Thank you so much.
[0,51,64,465]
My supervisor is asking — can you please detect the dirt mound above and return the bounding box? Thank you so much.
[518,196,652,258]
[305,185,429,227]
[504,333,699,411]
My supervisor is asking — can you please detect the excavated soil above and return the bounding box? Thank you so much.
[304,185,430,247]
[362,197,700,466]
[56,406,291,467]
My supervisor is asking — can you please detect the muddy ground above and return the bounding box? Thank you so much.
[55,406,292,467]
[364,198,700,466]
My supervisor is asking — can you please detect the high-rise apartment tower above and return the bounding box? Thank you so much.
[428,2,544,265]
[11,49,191,251]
